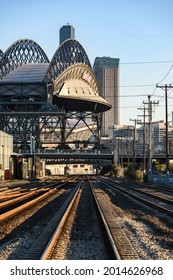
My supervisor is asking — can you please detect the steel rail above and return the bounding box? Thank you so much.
[0,188,47,211]
[39,182,82,259]
[88,179,122,260]
[0,178,75,223]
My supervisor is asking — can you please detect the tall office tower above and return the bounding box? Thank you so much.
[93,57,120,136]
[59,24,75,45]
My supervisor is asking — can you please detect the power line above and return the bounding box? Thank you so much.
[151,64,173,99]
[120,61,173,65]
[119,94,163,98]
[157,64,173,84]
[119,84,155,88]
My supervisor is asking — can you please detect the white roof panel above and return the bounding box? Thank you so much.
[0,63,49,83]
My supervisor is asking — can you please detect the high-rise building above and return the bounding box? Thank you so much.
[59,24,75,45]
[93,56,120,136]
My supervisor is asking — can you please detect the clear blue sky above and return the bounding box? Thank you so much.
[1,0,173,125]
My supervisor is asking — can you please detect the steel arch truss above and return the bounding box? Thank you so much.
[45,39,91,84]
[0,39,49,79]
[0,49,3,61]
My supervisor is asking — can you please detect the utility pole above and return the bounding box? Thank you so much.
[120,129,123,167]
[130,118,141,168]
[148,96,153,180]
[138,106,147,174]
[143,95,159,182]
[156,84,173,181]
[127,126,132,165]
[117,129,120,165]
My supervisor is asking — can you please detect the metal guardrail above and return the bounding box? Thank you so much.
[152,173,173,186]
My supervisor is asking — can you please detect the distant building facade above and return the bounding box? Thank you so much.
[101,120,173,160]
[93,56,120,136]
[59,24,75,45]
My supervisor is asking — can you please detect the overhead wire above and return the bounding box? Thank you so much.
[156,64,173,85]
[151,64,173,118]
[137,62,173,114]
[120,60,173,65]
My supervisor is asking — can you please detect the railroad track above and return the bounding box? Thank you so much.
[93,176,173,259]
[0,177,76,223]
[39,182,82,260]
[2,176,173,260]
[89,179,139,260]
[0,178,82,259]
[115,178,173,195]
[20,177,138,260]
[18,180,83,260]
[100,177,173,217]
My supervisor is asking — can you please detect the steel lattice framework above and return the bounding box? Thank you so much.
[46,39,91,84]
[0,49,3,61]
[0,38,110,155]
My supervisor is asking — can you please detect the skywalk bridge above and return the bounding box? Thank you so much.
[24,149,114,164]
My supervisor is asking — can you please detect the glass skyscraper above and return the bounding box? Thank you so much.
[59,24,75,45]
[93,57,120,136]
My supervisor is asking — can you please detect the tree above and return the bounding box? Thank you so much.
[124,163,143,181]
[112,164,121,177]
